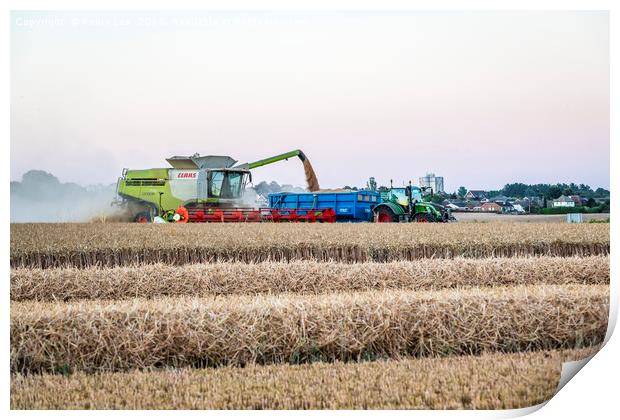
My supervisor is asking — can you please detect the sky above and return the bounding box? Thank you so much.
[11,11,609,192]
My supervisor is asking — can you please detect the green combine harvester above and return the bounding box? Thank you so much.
[114,150,314,222]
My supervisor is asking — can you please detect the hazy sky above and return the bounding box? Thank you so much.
[11,11,609,191]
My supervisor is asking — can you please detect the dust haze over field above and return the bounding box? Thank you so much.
[10,170,120,223]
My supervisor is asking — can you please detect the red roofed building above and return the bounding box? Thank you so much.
[570,195,583,206]
[481,202,502,212]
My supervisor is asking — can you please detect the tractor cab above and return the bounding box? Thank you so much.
[388,186,423,207]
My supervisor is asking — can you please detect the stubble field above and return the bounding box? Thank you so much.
[453,212,610,223]
[10,222,610,409]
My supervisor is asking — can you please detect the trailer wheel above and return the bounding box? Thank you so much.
[414,213,435,223]
[134,212,151,223]
[375,208,397,223]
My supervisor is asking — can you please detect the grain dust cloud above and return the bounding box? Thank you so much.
[303,158,320,192]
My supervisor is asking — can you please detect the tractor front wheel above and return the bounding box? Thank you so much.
[375,208,398,223]
[413,213,435,223]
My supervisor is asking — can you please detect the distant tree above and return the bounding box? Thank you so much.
[501,183,528,198]
[253,180,288,195]
[21,169,60,187]
[253,181,271,196]
[487,190,501,199]
[268,181,281,193]
[9,181,21,195]
[580,185,595,198]
[457,186,467,199]
[480,182,608,200]
[546,185,563,200]
[450,192,457,199]
[594,187,610,198]
[586,198,597,208]
[523,187,537,197]
[15,170,62,200]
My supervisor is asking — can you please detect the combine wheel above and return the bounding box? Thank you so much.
[414,213,435,223]
[134,212,151,223]
[375,207,397,223]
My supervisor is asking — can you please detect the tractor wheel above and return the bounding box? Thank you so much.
[414,213,435,223]
[134,212,151,223]
[375,207,398,223]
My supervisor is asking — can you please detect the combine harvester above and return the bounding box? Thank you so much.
[114,150,335,223]
[114,150,453,223]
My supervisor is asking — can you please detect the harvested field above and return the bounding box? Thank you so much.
[11,347,597,409]
[10,223,610,268]
[454,213,610,223]
[11,256,610,301]
[10,221,610,409]
[11,285,608,373]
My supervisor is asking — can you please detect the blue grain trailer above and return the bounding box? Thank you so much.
[268,190,380,222]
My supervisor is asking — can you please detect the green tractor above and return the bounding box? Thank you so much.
[372,182,454,223]
[113,150,313,222]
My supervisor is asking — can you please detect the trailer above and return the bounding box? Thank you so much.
[268,191,380,222]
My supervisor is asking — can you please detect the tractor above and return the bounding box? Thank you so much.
[372,182,454,223]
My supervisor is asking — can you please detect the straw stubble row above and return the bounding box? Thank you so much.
[11,347,598,409]
[11,256,610,301]
[11,285,608,373]
[10,223,609,268]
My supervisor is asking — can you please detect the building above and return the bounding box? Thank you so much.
[465,201,481,211]
[465,190,488,201]
[519,197,544,210]
[569,195,583,206]
[481,202,502,212]
[500,202,514,213]
[553,195,576,207]
[419,173,444,194]
[489,195,510,205]
[443,199,467,210]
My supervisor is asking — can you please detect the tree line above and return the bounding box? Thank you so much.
[483,183,609,200]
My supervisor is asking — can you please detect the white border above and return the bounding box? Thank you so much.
[4,1,617,419]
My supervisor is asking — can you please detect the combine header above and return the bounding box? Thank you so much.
[187,207,337,223]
